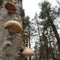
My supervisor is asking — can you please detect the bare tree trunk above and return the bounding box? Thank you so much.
[51,21,60,55]
[48,15,60,55]
[47,28,57,60]
[34,14,41,60]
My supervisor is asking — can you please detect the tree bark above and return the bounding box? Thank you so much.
[50,21,60,55]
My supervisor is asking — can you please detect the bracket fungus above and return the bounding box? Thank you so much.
[23,33,29,39]
[4,20,23,34]
[5,1,17,13]
[22,47,35,56]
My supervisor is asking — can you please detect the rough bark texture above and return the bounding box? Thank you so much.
[0,0,25,60]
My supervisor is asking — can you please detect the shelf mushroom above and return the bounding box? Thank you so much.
[22,47,35,56]
[4,20,23,34]
[23,33,29,39]
[5,1,17,13]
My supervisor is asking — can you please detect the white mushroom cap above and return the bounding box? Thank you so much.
[22,47,35,56]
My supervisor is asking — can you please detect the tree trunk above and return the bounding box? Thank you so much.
[0,0,25,60]
[48,15,60,55]
[51,22,60,54]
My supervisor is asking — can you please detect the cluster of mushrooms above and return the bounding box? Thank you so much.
[3,1,35,57]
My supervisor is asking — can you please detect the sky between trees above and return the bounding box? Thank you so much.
[23,0,58,19]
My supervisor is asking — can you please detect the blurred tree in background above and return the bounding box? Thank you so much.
[31,0,60,60]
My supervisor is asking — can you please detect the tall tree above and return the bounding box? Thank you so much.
[39,1,60,55]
